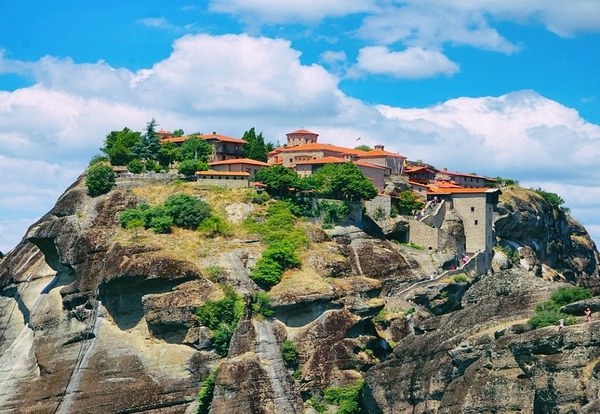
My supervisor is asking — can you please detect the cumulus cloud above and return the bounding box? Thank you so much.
[352,46,459,79]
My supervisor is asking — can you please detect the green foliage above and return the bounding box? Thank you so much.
[178,159,208,176]
[551,286,592,307]
[127,158,145,174]
[85,163,115,197]
[389,204,399,218]
[453,274,468,283]
[179,134,213,162]
[280,339,299,369]
[243,127,268,162]
[145,159,162,173]
[196,285,244,357]
[173,128,184,137]
[100,127,141,166]
[158,141,179,168]
[397,190,424,214]
[251,192,271,205]
[197,369,218,414]
[119,208,144,228]
[198,216,231,237]
[89,154,109,166]
[401,241,424,250]
[148,215,173,234]
[372,206,386,221]
[247,201,308,288]
[131,119,161,161]
[203,265,227,282]
[323,380,365,414]
[316,200,350,226]
[495,176,519,186]
[528,286,591,329]
[164,193,212,230]
[532,187,570,213]
[404,307,416,316]
[310,162,378,201]
[250,257,284,287]
[355,145,373,151]
[255,165,300,197]
[251,292,274,317]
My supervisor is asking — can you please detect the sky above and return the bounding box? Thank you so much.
[1,0,599,254]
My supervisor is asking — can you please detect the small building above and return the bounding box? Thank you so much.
[437,168,496,188]
[195,170,250,188]
[159,130,247,162]
[208,158,270,180]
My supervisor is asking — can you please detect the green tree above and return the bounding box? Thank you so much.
[173,128,184,137]
[355,145,373,151]
[533,187,570,213]
[311,162,378,201]
[164,193,212,230]
[85,163,115,197]
[100,127,142,166]
[197,369,218,414]
[131,119,161,161]
[158,141,179,168]
[397,190,424,214]
[242,127,268,162]
[254,165,300,197]
[88,154,109,166]
[178,159,208,176]
[127,158,145,174]
[179,134,213,162]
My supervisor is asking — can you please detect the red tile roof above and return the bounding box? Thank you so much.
[294,156,386,170]
[196,170,250,177]
[288,129,318,135]
[282,142,363,156]
[200,133,247,144]
[358,149,407,159]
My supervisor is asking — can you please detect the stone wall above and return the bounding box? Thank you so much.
[365,195,391,220]
[196,177,250,188]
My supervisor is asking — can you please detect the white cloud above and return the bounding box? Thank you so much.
[352,46,459,79]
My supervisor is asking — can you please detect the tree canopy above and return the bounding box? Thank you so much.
[85,163,115,197]
[243,127,268,162]
[100,127,141,166]
[309,162,378,201]
[255,165,300,197]
[131,119,161,161]
[179,134,213,162]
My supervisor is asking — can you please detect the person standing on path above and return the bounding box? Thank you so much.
[585,307,592,322]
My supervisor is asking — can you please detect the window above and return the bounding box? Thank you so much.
[470,207,475,212]
[474,220,478,225]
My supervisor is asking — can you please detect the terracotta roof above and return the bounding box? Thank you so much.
[358,149,407,159]
[294,156,348,165]
[196,170,250,177]
[208,158,270,167]
[281,142,363,155]
[160,136,188,144]
[444,170,496,181]
[200,133,247,144]
[288,129,318,135]
[353,160,387,169]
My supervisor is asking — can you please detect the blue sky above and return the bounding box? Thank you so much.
[1,1,599,253]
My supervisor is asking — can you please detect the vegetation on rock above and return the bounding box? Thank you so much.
[528,286,591,329]
[196,285,244,357]
[85,163,115,197]
[197,368,218,414]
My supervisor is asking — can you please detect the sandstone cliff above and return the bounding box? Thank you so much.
[0,176,598,413]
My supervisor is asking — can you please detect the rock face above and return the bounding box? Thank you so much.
[0,178,599,413]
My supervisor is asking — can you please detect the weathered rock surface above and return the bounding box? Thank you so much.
[0,178,599,413]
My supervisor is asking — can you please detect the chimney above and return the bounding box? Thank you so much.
[374,144,384,151]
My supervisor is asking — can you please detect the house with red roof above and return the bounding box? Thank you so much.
[159,130,247,162]
[294,156,388,191]
[208,158,270,180]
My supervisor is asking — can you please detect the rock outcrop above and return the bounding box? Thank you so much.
[0,177,599,413]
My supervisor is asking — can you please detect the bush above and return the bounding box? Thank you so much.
[453,274,468,283]
[119,208,144,228]
[149,215,173,234]
[323,380,365,414]
[196,285,244,357]
[251,292,274,317]
[198,216,230,237]
[164,193,212,230]
[280,339,299,369]
[528,286,590,330]
[127,158,145,174]
[178,159,207,176]
[197,369,218,414]
[89,154,109,166]
[85,163,115,197]
[250,257,284,287]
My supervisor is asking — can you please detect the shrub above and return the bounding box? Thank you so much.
[250,257,284,287]
[149,215,173,234]
[323,380,365,414]
[280,339,299,369]
[164,193,212,230]
[198,216,231,237]
[127,158,145,174]
[404,307,416,316]
[85,163,115,197]
[89,154,109,166]
[453,274,468,283]
[397,190,424,214]
[119,208,145,228]
[528,286,590,329]
[196,285,244,357]
[178,159,207,176]
[197,369,218,414]
[251,292,274,317]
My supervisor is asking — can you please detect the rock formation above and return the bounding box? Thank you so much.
[0,175,599,413]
